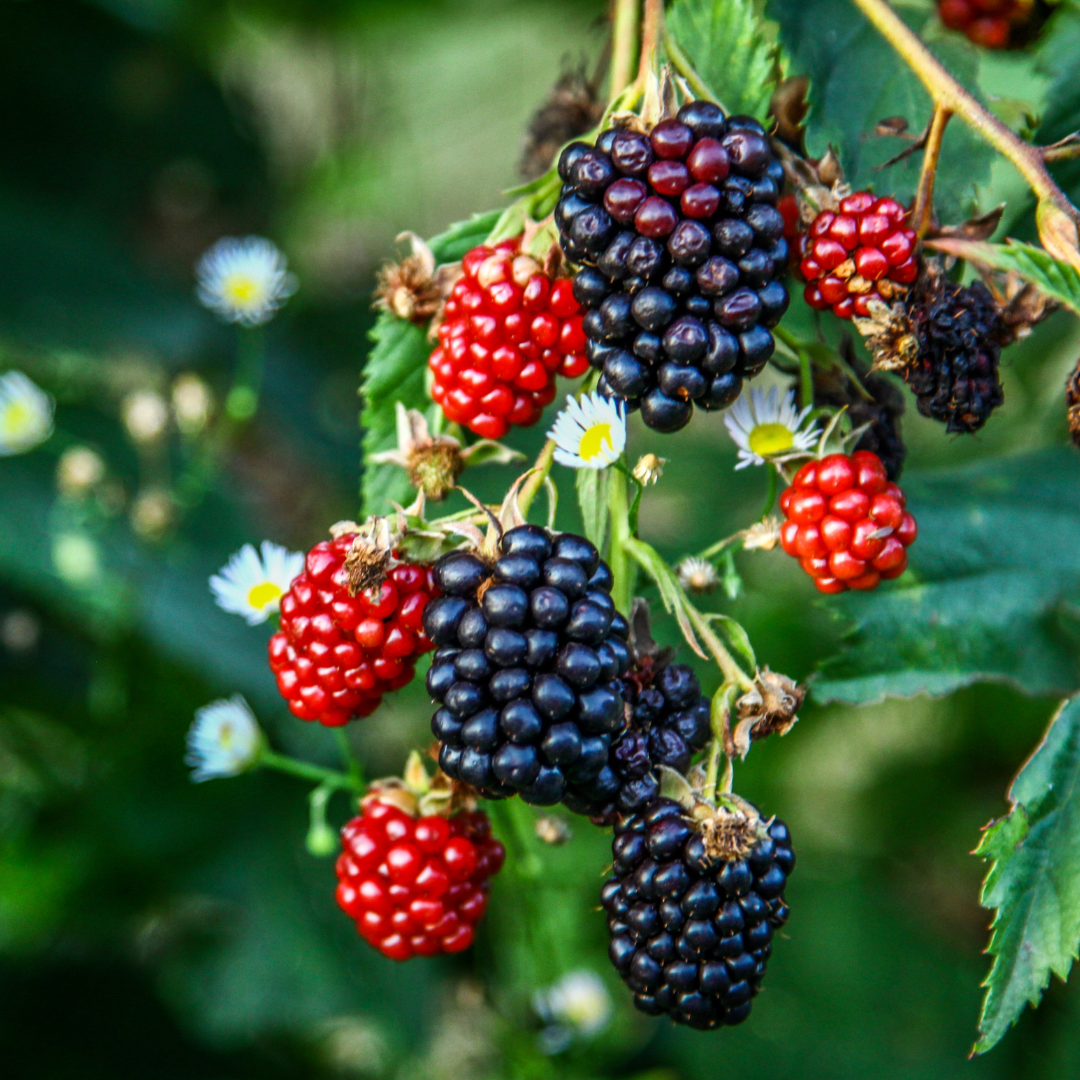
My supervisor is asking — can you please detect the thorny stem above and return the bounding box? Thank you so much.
[636,0,665,87]
[705,683,736,799]
[685,602,755,693]
[610,0,641,98]
[848,0,1080,231]
[259,748,363,792]
[661,26,722,108]
[912,106,952,238]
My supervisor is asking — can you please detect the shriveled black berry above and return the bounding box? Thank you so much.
[555,99,788,432]
[604,796,794,1029]
[905,275,1005,434]
[424,527,630,810]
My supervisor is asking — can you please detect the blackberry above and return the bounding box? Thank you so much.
[905,277,1005,433]
[603,796,794,1028]
[568,657,712,821]
[422,525,632,807]
[556,102,789,433]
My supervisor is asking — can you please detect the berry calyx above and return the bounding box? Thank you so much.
[429,238,588,440]
[778,450,917,593]
[604,795,794,1028]
[269,528,438,726]
[800,192,918,321]
[335,791,505,960]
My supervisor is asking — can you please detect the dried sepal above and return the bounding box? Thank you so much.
[632,452,665,485]
[534,815,573,845]
[373,233,461,327]
[340,515,400,595]
[676,555,718,594]
[519,62,603,180]
[768,76,810,151]
[731,667,805,759]
[853,298,920,373]
[742,517,783,552]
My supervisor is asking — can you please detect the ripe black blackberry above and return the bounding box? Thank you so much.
[565,657,712,820]
[905,277,1005,433]
[422,525,632,807]
[603,795,794,1029]
[555,101,790,433]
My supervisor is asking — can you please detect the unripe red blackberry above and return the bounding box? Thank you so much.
[429,239,588,440]
[556,102,790,433]
[778,451,917,594]
[938,0,1035,48]
[269,533,438,726]
[905,277,1005,433]
[800,192,918,320]
[603,796,794,1028]
[423,525,632,808]
[567,658,712,821]
[335,792,504,960]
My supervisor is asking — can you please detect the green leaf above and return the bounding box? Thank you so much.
[974,696,1080,1054]
[360,210,500,516]
[813,448,1080,704]
[575,467,612,552]
[766,0,993,221]
[705,612,756,672]
[667,0,787,123]
[932,237,1080,315]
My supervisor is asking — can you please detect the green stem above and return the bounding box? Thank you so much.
[517,440,556,520]
[761,463,778,519]
[661,25,726,110]
[259,748,361,792]
[334,728,363,790]
[226,326,266,422]
[797,347,814,411]
[608,468,635,615]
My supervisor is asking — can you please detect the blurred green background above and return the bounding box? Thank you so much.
[2,1,1080,1078]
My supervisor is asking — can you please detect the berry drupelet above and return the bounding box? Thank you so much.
[905,277,1005,433]
[430,239,588,440]
[269,533,438,726]
[938,0,1036,48]
[572,658,712,821]
[335,792,505,960]
[555,102,790,433]
[801,192,918,320]
[603,796,794,1028]
[779,450,917,594]
[422,525,632,807]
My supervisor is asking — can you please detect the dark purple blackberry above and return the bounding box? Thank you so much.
[556,102,789,433]
[564,658,711,820]
[422,525,632,808]
[905,277,1005,434]
[603,796,794,1029]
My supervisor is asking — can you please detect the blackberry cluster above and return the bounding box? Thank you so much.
[422,526,632,807]
[603,797,794,1028]
[555,101,790,433]
[576,659,712,821]
[810,355,907,480]
[906,277,1005,433]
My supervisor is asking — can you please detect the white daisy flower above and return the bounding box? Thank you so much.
[677,555,718,593]
[723,386,818,469]
[185,695,262,782]
[196,236,298,327]
[210,541,304,625]
[533,970,613,1054]
[549,393,626,470]
[0,371,54,456]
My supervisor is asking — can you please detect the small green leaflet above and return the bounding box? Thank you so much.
[575,467,612,553]
[666,0,786,123]
[360,210,500,516]
[974,696,1080,1054]
[813,447,1080,704]
[930,237,1080,316]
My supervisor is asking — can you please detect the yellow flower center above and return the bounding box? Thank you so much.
[222,274,264,308]
[578,422,614,463]
[1,400,33,438]
[247,581,283,611]
[748,423,794,456]
[218,722,235,749]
